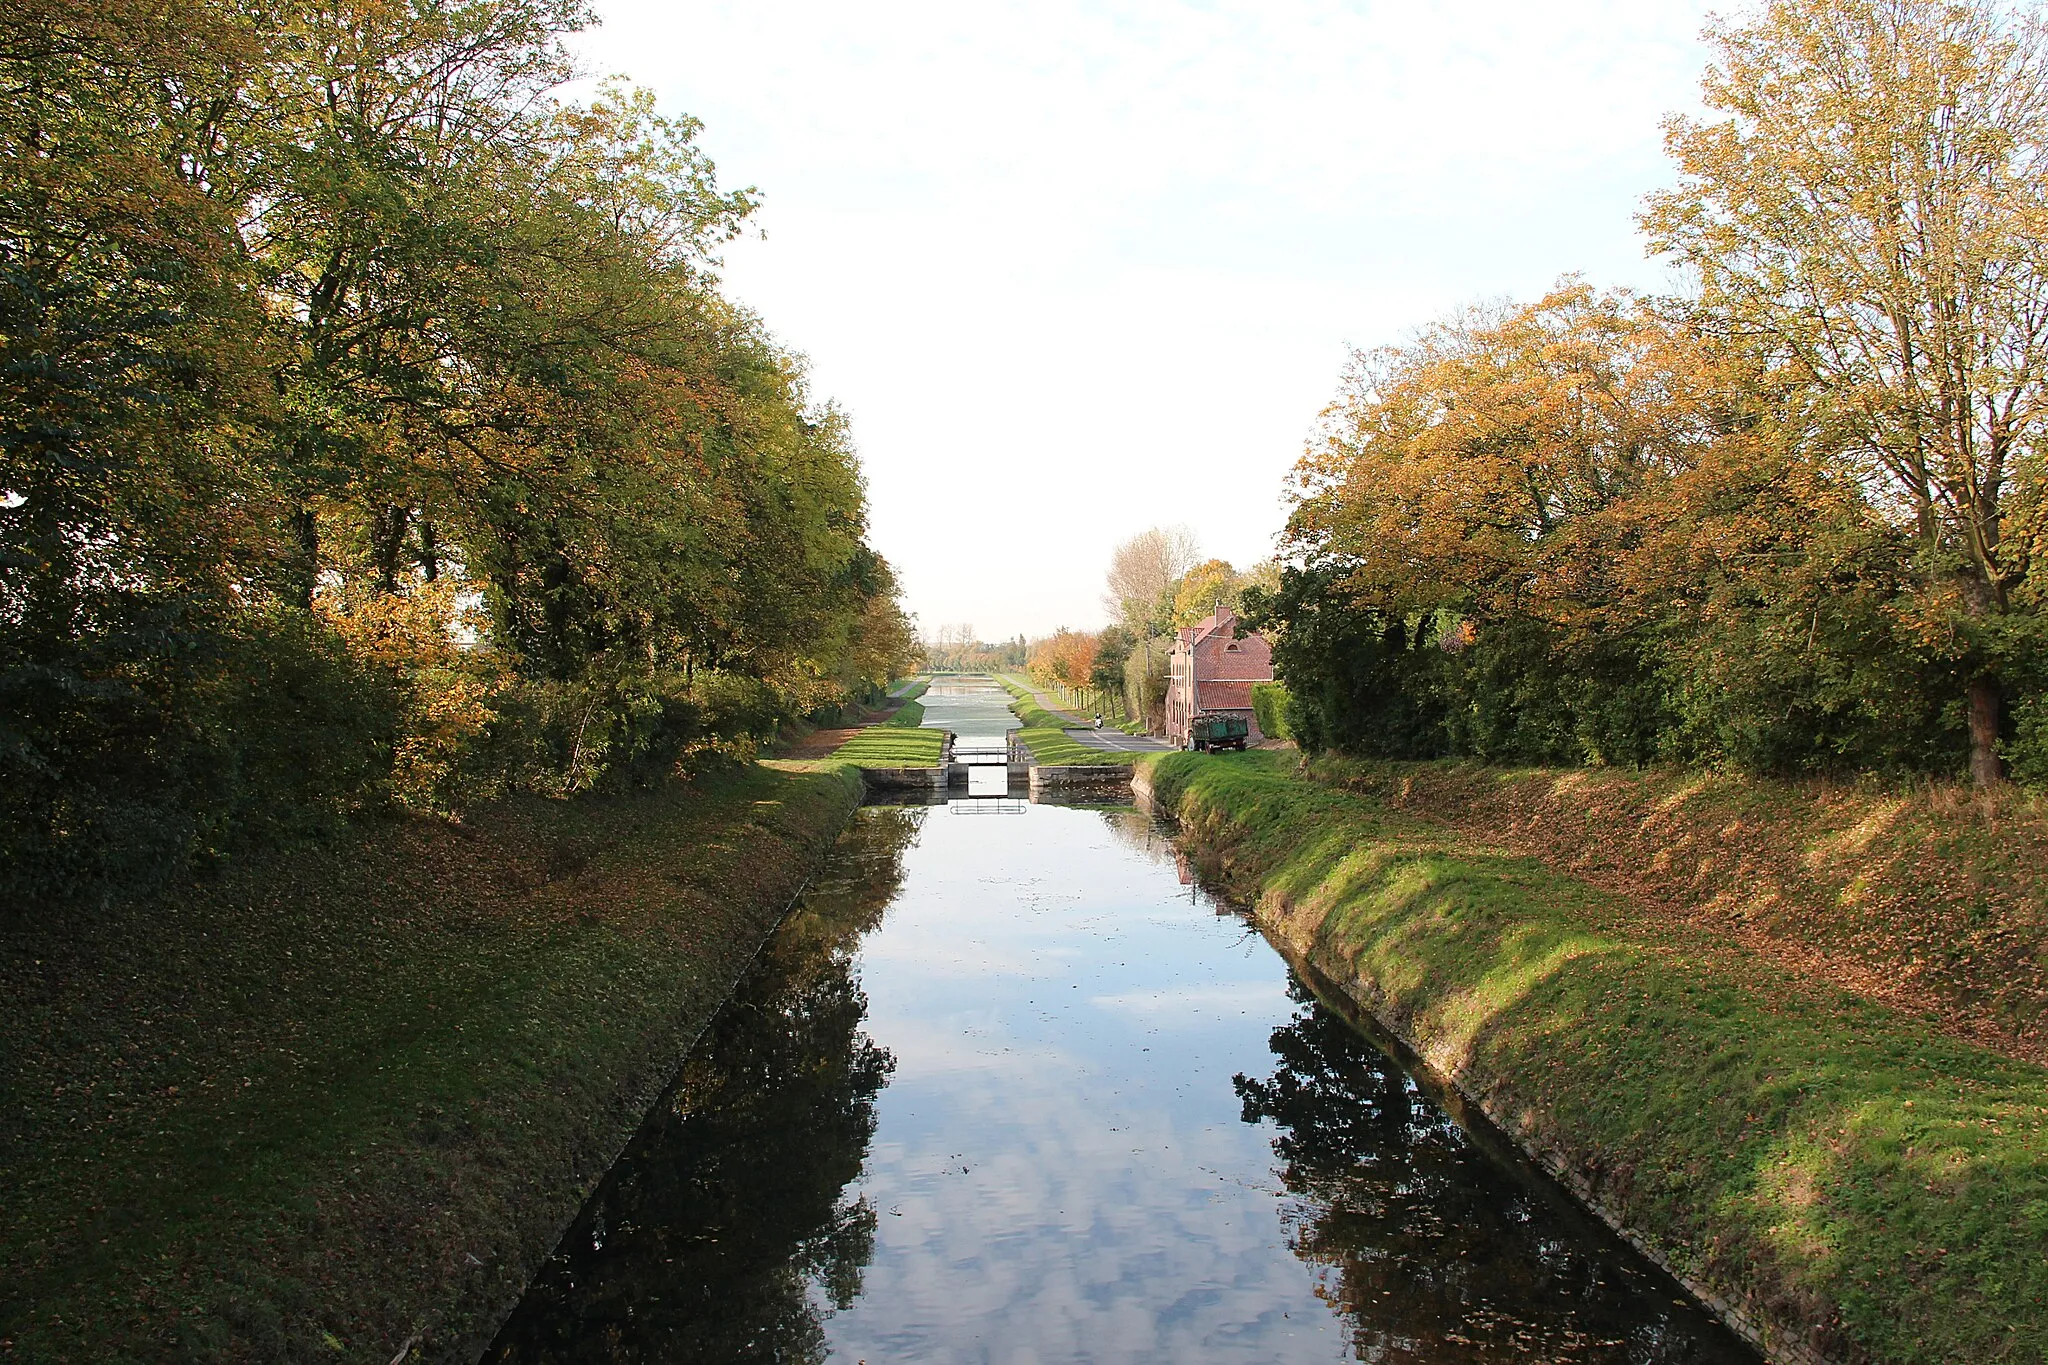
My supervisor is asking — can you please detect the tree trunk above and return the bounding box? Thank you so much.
[369,505,409,594]
[1968,673,2003,787]
[287,507,319,611]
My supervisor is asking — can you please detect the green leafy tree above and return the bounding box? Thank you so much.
[1643,0,2048,784]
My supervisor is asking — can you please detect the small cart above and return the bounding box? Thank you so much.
[1190,714,1249,752]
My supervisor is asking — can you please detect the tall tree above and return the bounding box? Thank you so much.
[1170,558,1241,628]
[1102,525,1201,637]
[1643,0,2048,784]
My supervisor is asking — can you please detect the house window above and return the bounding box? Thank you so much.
[1225,642,1240,651]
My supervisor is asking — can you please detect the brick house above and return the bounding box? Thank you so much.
[1164,606,1273,748]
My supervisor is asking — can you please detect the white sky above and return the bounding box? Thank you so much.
[572,1,1717,641]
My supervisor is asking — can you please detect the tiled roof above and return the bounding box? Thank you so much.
[1181,607,1235,649]
[1197,680,1257,711]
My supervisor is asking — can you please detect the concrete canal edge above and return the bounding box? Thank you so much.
[856,764,949,791]
[1028,763,1136,793]
[1129,757,2041,1365]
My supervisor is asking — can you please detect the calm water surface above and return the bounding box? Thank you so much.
[488,799,1759,1363]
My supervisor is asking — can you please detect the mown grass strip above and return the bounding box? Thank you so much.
[1139,750,2048,1365]
[830,725,945,767]
[0,760,865,1363]
[1015,727,1134,766]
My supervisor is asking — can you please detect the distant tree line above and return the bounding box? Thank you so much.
[1,0,918,902]
[1250,0,2048,788]
[920,625,1025,674]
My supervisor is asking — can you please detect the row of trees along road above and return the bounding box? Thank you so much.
[1255,0,2048,787]
[0,0,919,903]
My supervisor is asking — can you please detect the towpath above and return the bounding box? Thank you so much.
[1006,675,1173,753]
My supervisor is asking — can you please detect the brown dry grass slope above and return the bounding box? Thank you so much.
[1300,755,2048,1066]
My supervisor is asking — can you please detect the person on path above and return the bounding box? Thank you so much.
[1094,713,1103,729]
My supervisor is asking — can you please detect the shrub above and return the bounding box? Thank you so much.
[1251,682,1292,740]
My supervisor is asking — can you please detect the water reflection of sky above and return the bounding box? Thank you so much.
[916,675,1020,738]
[492,800,1760,1365]
[827,804,1757,1364]
[830,804,1340,1362]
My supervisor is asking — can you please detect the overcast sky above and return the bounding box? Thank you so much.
[572,1,1717,641]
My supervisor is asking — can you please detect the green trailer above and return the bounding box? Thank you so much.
[1190,714,1249,752]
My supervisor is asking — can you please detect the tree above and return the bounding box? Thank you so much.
[1090,625,1134,703]
[1027,628,1097,690]
[1170,558,1242,628]
[1102,525,1201,637]
[0,0,909,896]
[1272,277,1970,772]
[1643,0,2048,784]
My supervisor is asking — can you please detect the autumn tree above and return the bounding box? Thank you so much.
[1,0,912,897]
[1103,525,1202,636]
[1028,628,1099,690]
[1644,0,2048,784]
[1169,559,1242,628]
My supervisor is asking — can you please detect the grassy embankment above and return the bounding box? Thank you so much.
[1138,750,2048,1365]
[1296,754,2048,1063]
[1,760,865,1364]
[880,699,926,728]
[828,725,945,766]
[995,677,1135,766]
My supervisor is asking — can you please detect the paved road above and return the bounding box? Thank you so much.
[1004,674,1176,752]
[1063,727,1173,753]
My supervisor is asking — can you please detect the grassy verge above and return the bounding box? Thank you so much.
[1014,727,1135,766]
[888,678,929,703]
[829,725,945,766]
[1,760,864,1364]
[996,675,1080,729]
[1297,754,2048,1062]
[1138,750,2048,1365]
[880,700,926,728]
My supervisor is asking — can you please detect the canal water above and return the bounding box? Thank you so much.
[917,674,1023,740]
[487,799,1759,1363]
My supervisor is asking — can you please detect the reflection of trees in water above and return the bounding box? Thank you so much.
[1235,978,1752,1364]
[1093,807,1177,866]
[488,807,924,1364]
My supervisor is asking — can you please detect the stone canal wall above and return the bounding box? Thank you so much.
[1027,763,1135,792]
[1131,753,2048,1365]
[857,764,949,791]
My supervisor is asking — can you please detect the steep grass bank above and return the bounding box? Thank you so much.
[1299,755,2048,1064]
[880,699,926,727]
[1138,751,2048,1365]
[1,761,864,1364]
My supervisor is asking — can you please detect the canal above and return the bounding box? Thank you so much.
[487,795,1760,1363]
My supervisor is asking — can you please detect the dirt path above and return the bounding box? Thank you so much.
[778,726,873,759]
